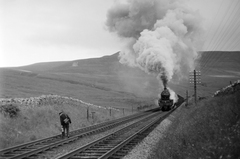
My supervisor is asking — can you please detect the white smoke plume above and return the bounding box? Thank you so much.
[106,0,203,88]
[169,87,178,103]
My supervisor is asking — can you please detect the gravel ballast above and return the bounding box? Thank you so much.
[123,105,184,159]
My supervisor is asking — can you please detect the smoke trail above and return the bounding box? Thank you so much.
[169,87,178,103]
[106,0,203,87]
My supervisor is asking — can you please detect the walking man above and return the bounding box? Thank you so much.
[59,111,71,138]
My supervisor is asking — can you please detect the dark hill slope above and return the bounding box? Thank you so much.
[169,51,240,97]
[199,51,240,74]
[198,51,240,96]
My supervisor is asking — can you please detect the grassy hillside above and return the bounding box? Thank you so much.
[0,53,159,108]
[151,82,240,159]
[0,51,240,107]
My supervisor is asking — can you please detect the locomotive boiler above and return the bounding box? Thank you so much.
[158,87,174,111]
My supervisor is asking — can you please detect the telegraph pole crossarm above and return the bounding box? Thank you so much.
[189,70,201,104]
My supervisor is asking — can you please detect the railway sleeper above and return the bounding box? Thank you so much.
[76,154,104,157]
[85,148,112,151]
[112,153,126,158]
[69,156,96,159]
[85,149,111,152]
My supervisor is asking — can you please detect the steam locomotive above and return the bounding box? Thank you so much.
[158,87,174,111]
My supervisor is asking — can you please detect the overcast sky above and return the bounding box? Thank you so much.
[0,0,239,67]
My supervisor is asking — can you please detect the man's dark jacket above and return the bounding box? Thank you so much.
[60,113,71,126]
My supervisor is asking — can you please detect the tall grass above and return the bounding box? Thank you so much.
[151,91,240,159]
[0,102,126,149]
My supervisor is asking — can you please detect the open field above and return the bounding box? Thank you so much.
[1,51,240,105]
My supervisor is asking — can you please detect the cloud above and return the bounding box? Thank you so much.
[0,0,121,67]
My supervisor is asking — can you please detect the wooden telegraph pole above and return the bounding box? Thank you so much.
[189,70,201,104]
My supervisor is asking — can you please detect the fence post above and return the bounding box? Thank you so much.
[87,107,89,121]
[91,112,95,119]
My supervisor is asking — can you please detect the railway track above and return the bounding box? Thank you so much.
[57,110,173,159]
[0,109,158,159]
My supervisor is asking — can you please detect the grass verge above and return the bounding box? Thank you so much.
[151,91,240,159]
[0,101,126,149]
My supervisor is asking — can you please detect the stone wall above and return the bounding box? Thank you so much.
[0,94,120,111]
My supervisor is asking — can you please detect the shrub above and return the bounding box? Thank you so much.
[30,135,37,141]
[0,104,20,118]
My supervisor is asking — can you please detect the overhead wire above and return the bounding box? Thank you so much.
[227,22,240,50]
[220,17,240,50]
[199,0,224,52]
[205,19,240,75]
[204,0,240,75]
[201,0,238,75]
[202,4,234,72]
[202,13,233,73]
[195,0,240,97]
[200,0,229,70]
[231,38,240,50]
[202,0,225,51]
[211,0,239,51]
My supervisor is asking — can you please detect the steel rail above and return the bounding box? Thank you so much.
[100,109,174,159]
[56,111,166,159]
[0,110,156,159]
